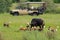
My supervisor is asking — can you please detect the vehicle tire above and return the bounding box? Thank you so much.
[13,12,19,16]
[33,12,38,16]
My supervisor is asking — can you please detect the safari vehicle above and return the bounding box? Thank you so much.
[10,8,38,16]
[10,2,46,16]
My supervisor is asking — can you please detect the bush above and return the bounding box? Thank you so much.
[55,7,60,13]
[54,0,60,3]
[42,0,56,13]
[0,0,12,13]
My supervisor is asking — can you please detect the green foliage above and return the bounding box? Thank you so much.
[42,0,56,12]
[19,0,28,8]
[28,0,41,2]
[54,0,60,3]
[55,4,60,13]
[0,0,12,13]
[20,0,28,2]
[22,31,48,40]
[12,0,20,3]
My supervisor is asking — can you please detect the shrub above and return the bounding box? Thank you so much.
[0,0,12,13]
[55,6,60,13]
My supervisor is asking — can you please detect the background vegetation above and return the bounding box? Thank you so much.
[0,0,12,13]
[0,0,60,13]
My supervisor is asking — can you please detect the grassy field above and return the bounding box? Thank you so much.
[0,13,60,40]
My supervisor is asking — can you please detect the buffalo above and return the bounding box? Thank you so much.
[26,18,45,31]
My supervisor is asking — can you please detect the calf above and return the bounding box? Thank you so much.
[47,26,57,40]
[3,22,9,27]
[19,27,27,31]
[48,26,57,32]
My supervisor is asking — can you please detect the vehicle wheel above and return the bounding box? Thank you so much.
[13,12,19,16]
[33,12,38,16]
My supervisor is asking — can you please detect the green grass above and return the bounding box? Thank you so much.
[0,13,60,40]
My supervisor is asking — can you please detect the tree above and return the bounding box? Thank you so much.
[19,0,28,8]
[12,0,20,3]
[42,0,56,12]
[54,0,60,3]
[0,0,12,13]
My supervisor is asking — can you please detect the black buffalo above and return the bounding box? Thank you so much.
[26,18,45,31]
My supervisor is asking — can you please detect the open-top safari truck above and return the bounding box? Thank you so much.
[10,2,46,16]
